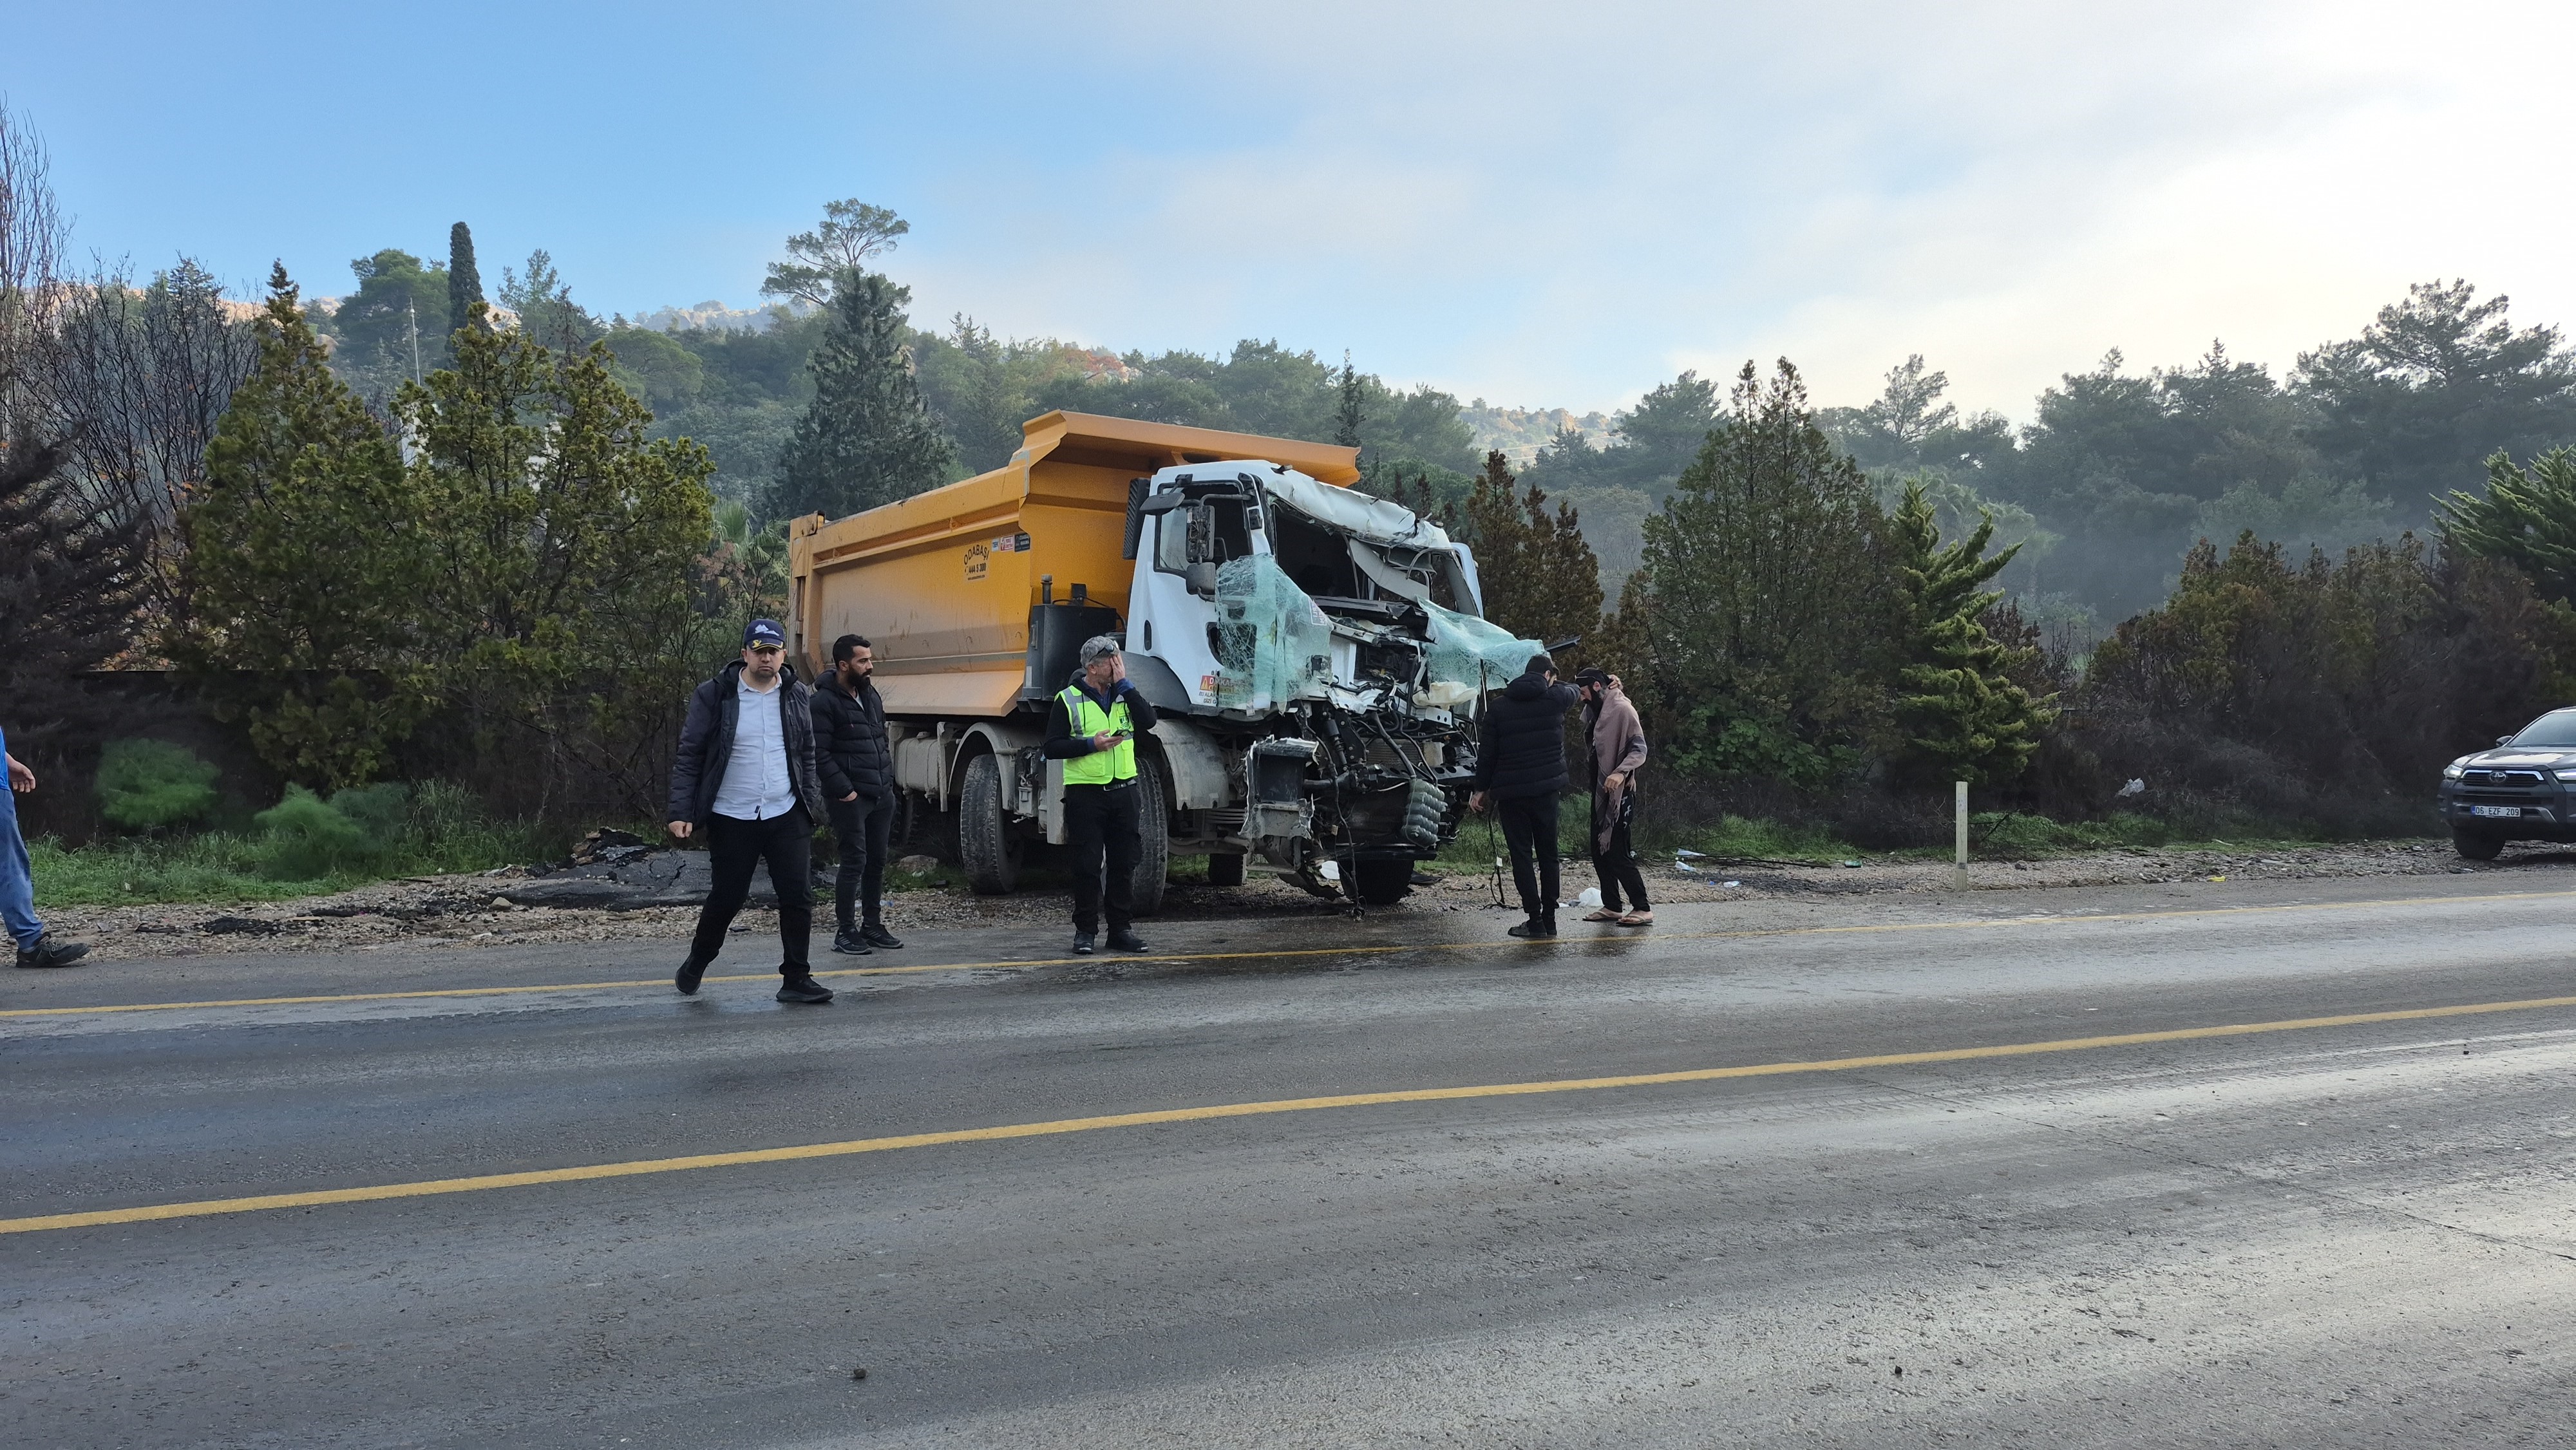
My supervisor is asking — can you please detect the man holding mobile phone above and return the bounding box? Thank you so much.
[1041,636,1158,956]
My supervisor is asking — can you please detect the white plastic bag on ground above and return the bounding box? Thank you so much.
[1575,887,1603,908]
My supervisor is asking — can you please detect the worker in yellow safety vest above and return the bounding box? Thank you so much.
[1040,635,1160,954]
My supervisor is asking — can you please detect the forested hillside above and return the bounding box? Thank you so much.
[12,149,2576,846]
[289,211,2576,647]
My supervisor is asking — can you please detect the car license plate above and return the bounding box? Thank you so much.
[2470,805,2522,818]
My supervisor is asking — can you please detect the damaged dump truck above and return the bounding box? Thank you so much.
[784,411,1540,912]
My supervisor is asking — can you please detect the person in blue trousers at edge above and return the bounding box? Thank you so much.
[3,725,90,969]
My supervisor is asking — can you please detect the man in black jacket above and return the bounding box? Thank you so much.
[665,619,834,1004]
[1469,654,1580,939]
[813,633,900,956]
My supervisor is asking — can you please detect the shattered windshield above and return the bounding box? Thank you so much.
[1211,556,1334,710]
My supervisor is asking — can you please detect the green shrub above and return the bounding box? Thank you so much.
[93,739,221,832]
[252,785,392,880]
[328,781,412,838]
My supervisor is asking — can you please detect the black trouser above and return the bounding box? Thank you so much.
[1497,791,1560,918]
[686,808,813,975]
[829,793,895,932]
[1593,813,1649,913]
[1063,781,1141,936]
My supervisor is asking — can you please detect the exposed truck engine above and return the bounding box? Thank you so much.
[784,411,1538,911]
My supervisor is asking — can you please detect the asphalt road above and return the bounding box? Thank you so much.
[8,876,2576,1448]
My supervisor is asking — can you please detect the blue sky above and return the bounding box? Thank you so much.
[8,1,2570,420]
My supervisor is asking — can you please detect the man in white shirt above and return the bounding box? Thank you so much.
[665,620,833,1003]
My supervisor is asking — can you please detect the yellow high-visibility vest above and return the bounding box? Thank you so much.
[1060,686,1137,786]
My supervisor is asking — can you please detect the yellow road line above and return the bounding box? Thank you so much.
[9,989,2576,1236]
[8,887,2573,1022]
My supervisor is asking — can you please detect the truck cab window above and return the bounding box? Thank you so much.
[1153,498,1256,579]
[1267,506,1360,598]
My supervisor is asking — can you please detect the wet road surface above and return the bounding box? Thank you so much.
[7,876,2575,1447]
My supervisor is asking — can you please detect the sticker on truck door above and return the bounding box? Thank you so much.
[963,541,989,581]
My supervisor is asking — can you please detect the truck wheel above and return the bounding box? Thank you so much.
[1206,851,1247,888]
[2452,829,2505,862]
[960,752,1020,894]
[1354,858,1413,906]
[1130,751,1172,917]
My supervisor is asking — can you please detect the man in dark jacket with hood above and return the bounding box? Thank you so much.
[1470,654,1580,938]
[665,619,833,1004]
[812,633,900,956]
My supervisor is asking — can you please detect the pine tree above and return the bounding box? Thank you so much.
[176,263,431,787]
[1459,449,1601,658]
[0,406,147,740]
[1591,567,1655,699]
[1640,361,1888,784]
[767,268,952,521]
[446,222,484,347]
[1889,479,2056,786]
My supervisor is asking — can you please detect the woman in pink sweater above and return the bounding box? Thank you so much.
[1573,668,1651,927]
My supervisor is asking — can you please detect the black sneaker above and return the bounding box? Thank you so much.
[1107,929,1149,953]
[830,929,873,956]
[14,933,88,970]
[1071,933,1095,956]
[860,922,904,950]
[1506,916,1558,939]
[675,956,710,995]
[776,975,835,1004]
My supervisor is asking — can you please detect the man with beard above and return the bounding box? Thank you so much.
[813,633,902,956]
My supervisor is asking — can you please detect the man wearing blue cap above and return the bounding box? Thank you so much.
[665,619,834,1004]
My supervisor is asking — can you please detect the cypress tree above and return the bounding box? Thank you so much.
[1889,479,2055,786]
[768,268,952,521]
[446,221,484,344]
[1335,353,1363,451]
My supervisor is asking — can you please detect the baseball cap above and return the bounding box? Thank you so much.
[744,619,787,649]
[1079,634,1123,664]
[1572,666,1611,686]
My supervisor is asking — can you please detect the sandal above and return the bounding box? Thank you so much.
[1617,910,1654,927]
[1580,909,1621,923]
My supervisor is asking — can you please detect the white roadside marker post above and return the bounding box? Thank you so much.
[1955,780,1971,889]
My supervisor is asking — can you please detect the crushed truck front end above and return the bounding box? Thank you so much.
[1121,459,1539,905]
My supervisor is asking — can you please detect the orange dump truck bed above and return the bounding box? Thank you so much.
[786,411,1361,719]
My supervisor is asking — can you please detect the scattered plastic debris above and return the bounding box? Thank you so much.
[2116,778,2145,798]
[1723,880,1741,889]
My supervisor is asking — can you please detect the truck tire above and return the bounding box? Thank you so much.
[2452,829,2505,862]
[960,752,1020,894]
[1354,858,1413,906]
[1130,751,1171,917]
[1206,851,1247,888]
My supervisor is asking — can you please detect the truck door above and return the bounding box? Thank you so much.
[1129,498,1259,712]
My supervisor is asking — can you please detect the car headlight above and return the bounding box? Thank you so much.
[2445,762,2466,779]
[2556,769,2576,782]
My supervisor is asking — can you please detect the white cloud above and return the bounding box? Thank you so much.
[890,0,2576,420]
